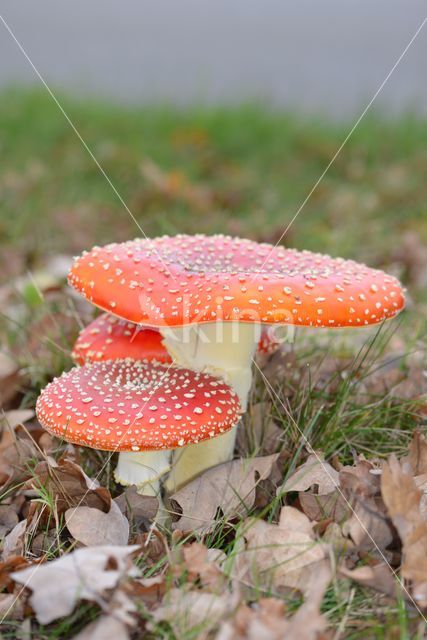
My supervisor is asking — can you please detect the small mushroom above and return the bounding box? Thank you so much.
[36,358,240,495]
[72,313,171,365]
[68,234,405,490]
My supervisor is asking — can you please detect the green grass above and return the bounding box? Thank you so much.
[0,89,426,284]
[0,89,427,639]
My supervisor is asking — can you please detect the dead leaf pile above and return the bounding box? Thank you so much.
[2,405,427,637]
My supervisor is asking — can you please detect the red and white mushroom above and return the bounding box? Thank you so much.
[36,358,240,494]
[72,313,172,365]
[67,234,405,491]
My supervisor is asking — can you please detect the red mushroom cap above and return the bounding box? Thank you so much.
[72,313,171,365]
[69,235,405,329]
[36,359,241,452]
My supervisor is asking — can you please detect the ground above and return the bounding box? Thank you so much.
[0,90,426,639]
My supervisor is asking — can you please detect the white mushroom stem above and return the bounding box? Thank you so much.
[162,321,261,491]
[114,449,171,496]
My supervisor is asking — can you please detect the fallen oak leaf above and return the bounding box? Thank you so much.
[114,485,158,531]
[0,504,19,537]
[2,519,27,560]
[381,455,427,606]
[11,544,140,624]
[279,453,339,496]
[124,573,166,608]
[339,458,394,555]
[299,490,348,523]
[339,563,399,598]
[171,454,279,532]
[65,500,129,546]
[0,555,29,590]
[401,431,427,476]
[233,506,330,595]
[182,542,227,592]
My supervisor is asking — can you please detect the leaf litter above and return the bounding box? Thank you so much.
[1,265,427,636]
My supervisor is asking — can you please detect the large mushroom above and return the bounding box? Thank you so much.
[68,234,405,491]
[36,359,241,495]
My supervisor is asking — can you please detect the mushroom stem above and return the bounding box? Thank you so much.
[114,450,171,496]
[161,321,261,491]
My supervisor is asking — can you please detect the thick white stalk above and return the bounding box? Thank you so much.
[114,449,171,496]
[161,322,261,492]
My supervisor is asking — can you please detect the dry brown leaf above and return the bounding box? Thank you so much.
[0,504,19,537]
[133,530,168,569]
[234,506,330,595]
[339,458,381,499]
[11,545,140,624]
[171,454,279,531]
[381,456,427,606]
[341,496,393,553]
[149,588,237,639]
[72,614,130,640]
[401,431,427,475]
[128,573,166,607]
[338,458,394,554]
[114,484,158,530]
[340,563,398,598]
[182,542,226,592]
[2,518,27,560]
[31,531,57,557]
[279,453,339,496]
[65,501,129,546]
[299,490,348,523]
[0,555,29,590]
[31,457,111,514]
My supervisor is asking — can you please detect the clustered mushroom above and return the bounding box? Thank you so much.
[37,234,405,495]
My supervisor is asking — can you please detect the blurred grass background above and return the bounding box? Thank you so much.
[0,89,426,304]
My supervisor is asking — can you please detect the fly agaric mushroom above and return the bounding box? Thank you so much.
[36,358,241,494]
[72,313,172,365]
[68,234,405,490]
[72,312,279,366]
